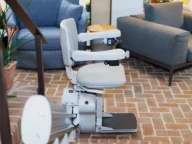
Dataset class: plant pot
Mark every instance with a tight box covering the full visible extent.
[4,61,17,89]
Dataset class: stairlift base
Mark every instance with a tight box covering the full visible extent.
[62,88,137,134]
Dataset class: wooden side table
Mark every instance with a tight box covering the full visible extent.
[87,24,117,32]
[87,24,117,51]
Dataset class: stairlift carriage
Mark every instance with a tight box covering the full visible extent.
[21,18,137,143]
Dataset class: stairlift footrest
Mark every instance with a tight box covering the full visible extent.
[98,113,137,133]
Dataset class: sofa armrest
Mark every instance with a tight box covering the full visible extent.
[131,14,145,20]
[183,11,192,32]
[6,8,18,27]
[117,16,190,66]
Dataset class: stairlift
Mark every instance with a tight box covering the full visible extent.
[60,18,137,133]
[21,18,137,143]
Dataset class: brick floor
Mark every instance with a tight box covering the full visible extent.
[3,58,192,144]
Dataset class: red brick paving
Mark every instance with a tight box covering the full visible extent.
[2,58,192,143]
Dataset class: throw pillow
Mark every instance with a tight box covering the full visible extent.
[57,1,83,27]
[144,2,183,28]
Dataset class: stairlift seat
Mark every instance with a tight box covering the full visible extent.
[77,63,126,88]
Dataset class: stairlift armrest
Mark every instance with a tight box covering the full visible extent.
[78,29,121,42]
[71,49,125,61]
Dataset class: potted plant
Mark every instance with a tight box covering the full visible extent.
[0,4,31,89]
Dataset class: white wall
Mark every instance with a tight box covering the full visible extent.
[91,0,143,25]
[111,0,143,25]
[187,0,192,8]
[91,0,111,25]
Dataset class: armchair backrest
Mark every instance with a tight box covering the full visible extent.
[18,0,62,28]
[60,18,78,66]
[67,0,79,5]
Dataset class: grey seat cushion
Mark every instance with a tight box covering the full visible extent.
[187,34,192,61]
[17,27,61,50]
[144,2,183,28]
[77,63,126,89]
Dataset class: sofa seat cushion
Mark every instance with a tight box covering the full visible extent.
[17,27,61,50]
[77,63,126,89]
[144,2,183,28]
[187,34,192,61]
[17,50,65,69]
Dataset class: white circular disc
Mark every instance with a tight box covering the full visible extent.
[21,95,52,144]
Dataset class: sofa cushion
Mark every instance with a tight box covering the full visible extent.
[19,0,62,28]
[17,27,61,50]
[17,50,65,69]
[144,2,183,28]
[57,1,83,27]
[187,35,192,61]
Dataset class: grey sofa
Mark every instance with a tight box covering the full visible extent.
[117,2,192,86]
[7,0,87,69]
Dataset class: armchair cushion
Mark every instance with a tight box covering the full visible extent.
[183,11,192,32]
[57,1,83,27]
[78,8,87,33]
[19,0,62,28]
[144,2,183,28]
[17,27,60,50]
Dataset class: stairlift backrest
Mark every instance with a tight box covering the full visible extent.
[60,18,79,66]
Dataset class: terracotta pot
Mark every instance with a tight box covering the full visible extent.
[4,61,17,89]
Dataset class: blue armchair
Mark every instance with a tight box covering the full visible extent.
[6,0,87,69]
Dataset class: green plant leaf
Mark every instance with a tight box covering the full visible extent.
[7,95,17,98]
